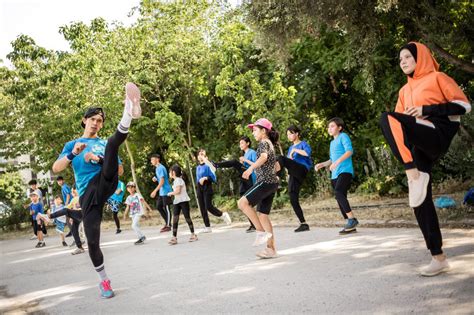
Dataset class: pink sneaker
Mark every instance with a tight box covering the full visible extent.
[125,82,141,119]
[99,279,114,299]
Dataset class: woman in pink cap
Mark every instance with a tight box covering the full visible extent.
[238,118,280,259]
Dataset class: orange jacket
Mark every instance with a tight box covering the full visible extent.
[395,42,471,122]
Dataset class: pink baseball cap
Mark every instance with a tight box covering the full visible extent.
[247,118,272,130]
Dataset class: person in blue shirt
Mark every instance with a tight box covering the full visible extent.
[150,154,173,232]
[56,176,73,237]
[196,148,231,233]
[52,82,141,299]
[277,125,312,232]
[29,191,46,248]
[213,136,257,232]
[315,117,358,234]
[106,180,126,234]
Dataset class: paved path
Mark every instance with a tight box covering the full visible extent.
[1,226,473,314]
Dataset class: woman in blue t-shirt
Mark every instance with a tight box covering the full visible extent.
[277,125,312,232]
[315,117,358,234]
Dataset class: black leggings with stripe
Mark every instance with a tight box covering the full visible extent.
[172,201,194,237]
[380,112,458,255]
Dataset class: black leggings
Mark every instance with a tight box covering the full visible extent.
[215,159,254,227]
[80,130,127,267]
[172,201,194,237]
[156,196,172,227]
[112,212,120,230]
[50,208,83,249]
[196,185,222,227]
[32,218,47,235]
[331,173,353,219]
[277,155,308,223]
[380,112,459,255]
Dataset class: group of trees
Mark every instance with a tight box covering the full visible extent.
[0,0,472,224]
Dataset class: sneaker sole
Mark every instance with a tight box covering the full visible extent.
[294,227,310,232]
[339,229,357,235]
[125,82,141,119]
[420,266,450,277]
[409,172,430,208]
[101,292,115,299]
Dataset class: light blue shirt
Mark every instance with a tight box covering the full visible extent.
[108,180,125,203]
[61,184,73,205]
[155,164,172,196]
[287,141,312,170]
[329,132,354,179]
[244,149,257,184]
[58,137,121,197]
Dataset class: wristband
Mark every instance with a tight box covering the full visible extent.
[66,152,77,161]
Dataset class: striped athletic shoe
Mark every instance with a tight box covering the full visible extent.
[125,82,141,119]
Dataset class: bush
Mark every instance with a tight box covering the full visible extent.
[0,172,30,230]
[356,146,406,196]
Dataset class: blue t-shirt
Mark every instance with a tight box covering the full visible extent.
[30,202,44,220]
[287,141,312,170]
[244,149,257,184]
[155,164,172,196]
[329,132,354,179]
[196,164,217,184]
[58,137,121,197]
[109,180,125,203]
[61,183,73,205]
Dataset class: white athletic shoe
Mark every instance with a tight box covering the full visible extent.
[201,227,212,233]
[420,257,450,277]
[222,212,232,225]
[36,213,50,223]
[125,82,141,119]
[252,231,272,247]
[408,171,430,208]
[256,247,278,259]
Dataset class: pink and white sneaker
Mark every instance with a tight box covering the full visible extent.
[125,82,141,119]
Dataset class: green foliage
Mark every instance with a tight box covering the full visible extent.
[356,146,406,196]
[0,172,30,230]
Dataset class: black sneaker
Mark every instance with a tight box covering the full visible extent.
[62,241,68,247]
[116,229,122,234]
[134,238,145,245]
[38,242,46,247]
[35,242,41,248]
[294,223,310,233]
[246,226,256,233]
[65,232,72,238]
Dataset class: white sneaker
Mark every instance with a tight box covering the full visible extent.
[256,247,278,259]
[201,227,212,233]
[36,213,50,223]
[252,231,272,247]
[125,82,141,119]
[71,248,85,255]
[222,212,232,225]
[420,257,450,276]
[408,171,430,207]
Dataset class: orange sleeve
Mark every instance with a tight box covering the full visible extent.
[437,73,469,103]
[394,88,405,113]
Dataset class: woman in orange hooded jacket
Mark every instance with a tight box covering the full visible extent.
[380,42,471,276]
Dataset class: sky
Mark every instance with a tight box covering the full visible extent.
[0,0,141,67]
